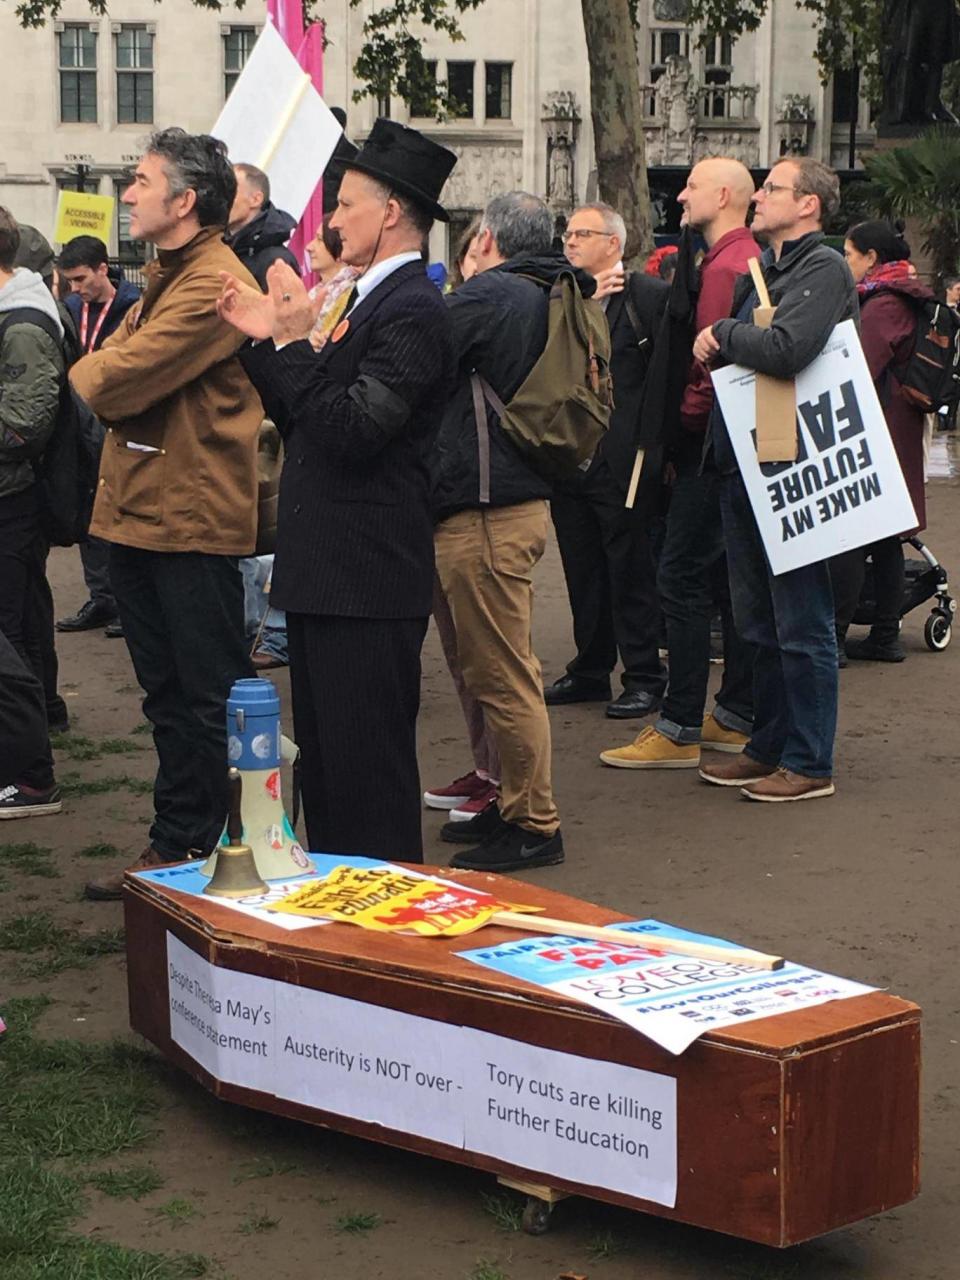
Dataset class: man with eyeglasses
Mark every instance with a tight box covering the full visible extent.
[692,157,857,802]
[545,202,668,719]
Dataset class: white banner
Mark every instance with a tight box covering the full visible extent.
[165,932,679,1207]
[711,320,917,574]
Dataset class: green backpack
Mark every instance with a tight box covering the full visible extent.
[471,269,613,494]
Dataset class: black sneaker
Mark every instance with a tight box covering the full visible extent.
[449,821,564,872]
[441,802,504,844]
[0,783,63,819]
[845,635,905,663]
[56,599,118,632]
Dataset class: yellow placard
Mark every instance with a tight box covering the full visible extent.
[54,190,115,247]
[271,864,540,938]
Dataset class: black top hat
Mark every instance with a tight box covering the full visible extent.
[342,118,457,223]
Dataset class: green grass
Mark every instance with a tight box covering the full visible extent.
[0,998,210,1280]
[51,734,144,763]
[75,842,124,861]
[152,1199,201,1225]
[479,1191,523,1232]
[334,1211,381,1234]
[0,910,125,978]
[231,1156,299,1184]
[130,723,152,736]
[88,1167,166,1201]
[468,1263,509,1280]
[0,843,59,879]
[60,773,152,799]
[588,1229,627,1260]
[236,1212,279,1235]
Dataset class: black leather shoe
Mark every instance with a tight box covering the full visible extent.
[56,599,118,632]
[105,621,125,639]
[605,689,663,718]
[543,674,612,705]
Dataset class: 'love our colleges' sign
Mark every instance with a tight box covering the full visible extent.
[711,320,917,575]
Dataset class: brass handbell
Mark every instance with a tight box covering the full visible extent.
[204,768,268,899]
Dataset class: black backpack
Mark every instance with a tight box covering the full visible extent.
[0,306,100,547]
[869,291,960,413]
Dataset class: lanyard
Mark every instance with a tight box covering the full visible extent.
[80,294,113,353]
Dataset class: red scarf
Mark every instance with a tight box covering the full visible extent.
[858,259,913,296]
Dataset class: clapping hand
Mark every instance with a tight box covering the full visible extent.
[217,271,275,340]
[217,261,326,345]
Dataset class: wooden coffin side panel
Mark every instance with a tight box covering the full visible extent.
[781,1017,922,1245]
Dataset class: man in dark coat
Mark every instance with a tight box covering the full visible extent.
[220,120,457,862]
[545,201,668,719]
[55,234,141,636]
[226,164,299,290]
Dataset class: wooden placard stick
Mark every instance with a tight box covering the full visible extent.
[624,447,645,509]
[746,256,797,464]
[490,910,784,970]
[258,70,313,172]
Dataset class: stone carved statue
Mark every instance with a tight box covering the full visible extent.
[548,137,574,207]
[542,90,581,211]
[657,56,700,163]
[880,0,960,126]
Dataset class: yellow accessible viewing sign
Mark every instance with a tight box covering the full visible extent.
[54,190,115,246]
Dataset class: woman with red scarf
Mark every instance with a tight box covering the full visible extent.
[832,221,932,663]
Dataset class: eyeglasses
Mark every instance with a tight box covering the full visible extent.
[562,228,613,242]
[758,182,805,197]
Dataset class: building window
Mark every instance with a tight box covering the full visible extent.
[223,26,256,99]
[703,33,734,119]
[58,25,98,124]
[447,61,475,119]
[649,28,691,82]
[408,58,438,118]
[485,62,512,120]
[116,26,154,124]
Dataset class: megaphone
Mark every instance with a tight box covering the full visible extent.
[200,677,311,882]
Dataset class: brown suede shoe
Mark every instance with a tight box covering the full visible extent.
[84,845,169,902]
[741,768,835,802]
[698,754,778,787]
[251,650,286,670]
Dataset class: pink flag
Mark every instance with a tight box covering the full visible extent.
[267,0,303,51]
[289,21,327,288]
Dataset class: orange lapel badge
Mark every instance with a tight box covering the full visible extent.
[331,317,350,344]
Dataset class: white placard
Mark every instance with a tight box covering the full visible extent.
[275,985,464,1147]
[711,320,917,574]
[211,21,342,224]
[167,932,277,1094]
[462,1029,677,1207]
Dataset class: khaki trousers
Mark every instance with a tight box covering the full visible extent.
[434,501,559,835]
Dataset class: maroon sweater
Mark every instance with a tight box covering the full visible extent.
[680,226,760,432]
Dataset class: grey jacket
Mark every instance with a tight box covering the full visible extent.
[708,232,857,474]
[0,269,64,501]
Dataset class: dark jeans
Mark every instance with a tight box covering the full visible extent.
[0,630,54,790]
[831,537,905,639]
[110,545,251,860]
[80,534,116,610]
[656,446,754,742]
[550,460,666,694]
[286,612,428,862]
[720,473,838,778]
[0,487,67,731]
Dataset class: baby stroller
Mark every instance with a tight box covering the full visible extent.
[852,535,955,651]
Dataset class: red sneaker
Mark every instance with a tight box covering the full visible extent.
[449,783,499,823]
[423,770,491,811]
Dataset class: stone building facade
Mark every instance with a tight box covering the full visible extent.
[0,0,874,264]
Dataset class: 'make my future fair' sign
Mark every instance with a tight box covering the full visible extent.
[711,320,917,575]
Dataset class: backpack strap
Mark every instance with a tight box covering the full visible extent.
[0,306,64,351]
[469,373,509,506]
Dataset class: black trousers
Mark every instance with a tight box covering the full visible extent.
[110,545,251,860]
[286,612,428,863]
[550,460,666,694]
[80,535,116,610]
[0,631,54,790]
[831,538,906,639]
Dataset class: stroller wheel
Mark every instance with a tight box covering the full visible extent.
[924,611,952,652]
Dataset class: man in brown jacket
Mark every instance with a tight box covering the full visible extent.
[71,128,263,899]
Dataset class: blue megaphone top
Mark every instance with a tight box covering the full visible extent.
[226,677,281,770]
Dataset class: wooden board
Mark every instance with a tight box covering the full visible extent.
[125,864,920,1247]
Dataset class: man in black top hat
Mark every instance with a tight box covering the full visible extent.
[219,119,457,863]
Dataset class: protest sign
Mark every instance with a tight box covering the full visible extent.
[711,320,917,574]
[210,20,342,225]
[458,919,875,1056]
[54,190,115,246]
[271,862,539,936]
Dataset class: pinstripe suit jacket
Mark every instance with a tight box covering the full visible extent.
[240,261,456,618]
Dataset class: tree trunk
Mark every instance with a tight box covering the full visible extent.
[580,0,653,266]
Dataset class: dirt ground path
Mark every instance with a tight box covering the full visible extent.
[3,442,959,1280]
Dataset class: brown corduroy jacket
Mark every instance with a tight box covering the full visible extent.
[70,226,263,555]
